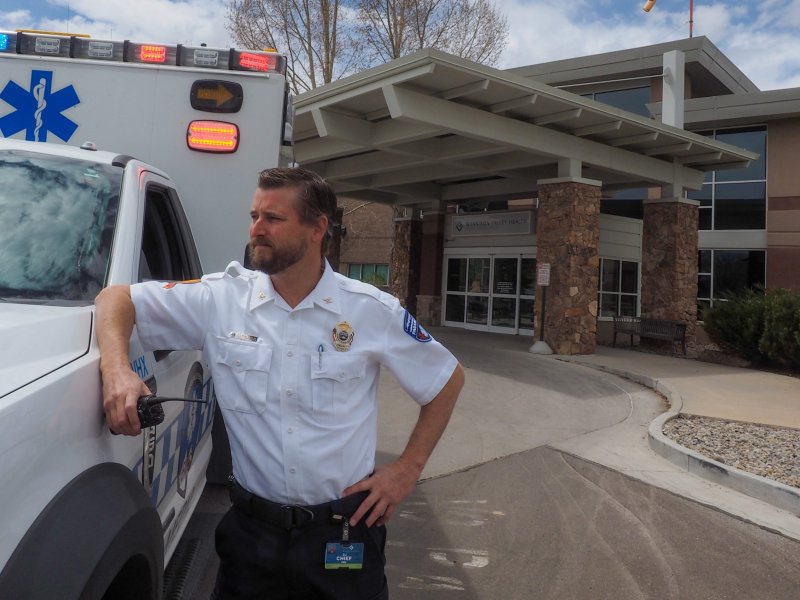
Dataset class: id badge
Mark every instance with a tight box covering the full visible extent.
[324,542,364,570]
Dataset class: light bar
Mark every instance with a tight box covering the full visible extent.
[71,38,125,61]
[178,45,231,70]
[124,41,177,65]
[230,50,286,75]
[18,32,71,58]
[0,31,17,53]
[187,120,239,153]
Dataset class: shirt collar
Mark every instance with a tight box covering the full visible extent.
[305,260,342,315]
[248,260,342,314]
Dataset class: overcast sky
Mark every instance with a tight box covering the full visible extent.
[3,0,800,90]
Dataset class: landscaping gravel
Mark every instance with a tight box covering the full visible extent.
[663,415,800,489]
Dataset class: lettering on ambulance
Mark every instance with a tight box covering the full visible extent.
[130,355,150,379]
[0,70,80,142]
[131,375,216,507]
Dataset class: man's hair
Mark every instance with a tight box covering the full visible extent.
[257,168,337,254]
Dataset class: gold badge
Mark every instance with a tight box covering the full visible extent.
[332,321,354,352]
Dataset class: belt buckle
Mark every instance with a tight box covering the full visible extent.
[281,504,315,529]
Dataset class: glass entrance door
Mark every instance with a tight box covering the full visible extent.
[443,254,536,334]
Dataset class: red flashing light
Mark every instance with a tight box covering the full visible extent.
[140,44,167,63]
[238,52,273,72]
[187,120,239,153]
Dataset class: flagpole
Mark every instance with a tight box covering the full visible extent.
[689,0,694,38]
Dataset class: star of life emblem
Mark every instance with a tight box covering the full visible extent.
[0,69,80,142]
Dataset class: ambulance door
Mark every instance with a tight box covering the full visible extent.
[134,173,213,556]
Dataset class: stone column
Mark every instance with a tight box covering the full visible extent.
[390,207,423,315]
[641,198,699,347]
[416,207,446,326]
[534,178,601,355]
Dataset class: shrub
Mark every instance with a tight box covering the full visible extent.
[701,287,767,362]
[759,288,800,369]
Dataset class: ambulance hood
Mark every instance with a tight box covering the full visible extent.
[0,304,93,398]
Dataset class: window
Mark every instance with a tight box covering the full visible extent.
[583,86,651,117]
[0,150,121,304]
[598,258,639,317]
[688,126,767,231]
[601,187,646,219]
[347,263,388,286]
[697,249,765,312]
[139,186,201,283]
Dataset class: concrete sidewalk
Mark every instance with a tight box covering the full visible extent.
[558,345,800,428]
[557,345,800,517]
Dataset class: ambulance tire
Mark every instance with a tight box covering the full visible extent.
[0,463,163,600]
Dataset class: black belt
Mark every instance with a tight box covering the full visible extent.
[230,482,368,530]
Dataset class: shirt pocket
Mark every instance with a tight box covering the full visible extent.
[213,337,272,414]
[310,353,366,422]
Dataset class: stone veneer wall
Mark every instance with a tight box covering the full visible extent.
[390,216,423,314]
[535,182,601,355]
[415,295,442,327]
[640,200,699,346]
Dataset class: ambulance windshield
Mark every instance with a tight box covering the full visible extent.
[0,150,122,304]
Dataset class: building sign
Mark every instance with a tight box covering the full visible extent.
[451,211,531,237]
[496,281,514,294]
[537,263,551,287]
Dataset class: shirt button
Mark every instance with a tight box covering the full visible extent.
[288,427,294,434]
[235,360,241,366]
[290,467,296,474]
[287,350,293,357]
[286,389,293,396]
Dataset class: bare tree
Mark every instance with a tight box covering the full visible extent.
[357,0,508,65]
[227,0,507,94]
[227,0,364,94]
[438,0,508,65]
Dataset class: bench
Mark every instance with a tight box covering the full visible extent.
[612,315,687,355]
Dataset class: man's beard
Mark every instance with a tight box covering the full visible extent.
[249,236,307,274]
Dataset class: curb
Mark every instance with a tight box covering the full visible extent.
[648,412,800,516]
[555,356,800,516]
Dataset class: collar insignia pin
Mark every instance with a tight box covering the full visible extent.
[258,291,266,300]
[323,297,333,304]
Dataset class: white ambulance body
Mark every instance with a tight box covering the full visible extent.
[0,31,291,599]
[0,30,293,273]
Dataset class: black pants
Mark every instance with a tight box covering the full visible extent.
[212,493,388,599]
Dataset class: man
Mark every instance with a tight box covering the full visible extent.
[96,167,464,599]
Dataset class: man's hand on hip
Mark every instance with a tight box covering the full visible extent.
[343,459,421,527]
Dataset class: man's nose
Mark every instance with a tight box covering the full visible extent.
[251,217,267,236]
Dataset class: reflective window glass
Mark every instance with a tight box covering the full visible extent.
[520,258,536,295]
[713,182,766,230]
[594,87,651,117]
[447,258,467,292]
[715,127,766,182]
[445,294,465,322]
[493,258,518,295]
[601,260,620,292]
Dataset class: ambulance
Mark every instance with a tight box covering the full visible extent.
[0,30,292,599]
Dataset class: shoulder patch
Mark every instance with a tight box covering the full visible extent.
[403,310,432,342]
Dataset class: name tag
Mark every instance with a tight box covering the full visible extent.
[324,542,364,570]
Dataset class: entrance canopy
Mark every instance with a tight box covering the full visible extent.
[293,49,757,210]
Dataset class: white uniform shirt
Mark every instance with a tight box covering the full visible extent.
[131,261,458,505]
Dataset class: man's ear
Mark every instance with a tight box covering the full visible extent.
[312,215,329,244]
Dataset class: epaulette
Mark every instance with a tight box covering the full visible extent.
[224,261,259,279]
[338,276,398,310]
